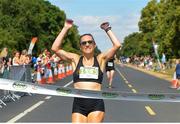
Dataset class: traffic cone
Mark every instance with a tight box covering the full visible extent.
[47,69,54,84]
[37,67,42,84]
[62,64,66,78]
[41,74,46,84]
[58,64,63,80]
[66,64,70,76]
[69,64,73,75]
[54,67,58,81]
[170,72,178,88]
[40,68,46,84]
[171,79,178,88]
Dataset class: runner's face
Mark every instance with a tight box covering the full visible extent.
[80,35,96,54]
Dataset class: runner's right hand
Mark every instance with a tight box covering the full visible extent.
[64,19,73,29]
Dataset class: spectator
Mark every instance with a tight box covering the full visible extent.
[12,51,20,65]
[19,49,27,64]
[161,53,166,70]
[175,59,180,90]
[0,47,8,59]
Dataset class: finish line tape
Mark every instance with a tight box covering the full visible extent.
[0,78,180,102]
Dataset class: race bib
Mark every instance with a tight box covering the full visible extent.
[79,66,98,79]
[108,62,113,67]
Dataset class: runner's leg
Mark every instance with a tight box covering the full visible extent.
[72,113,87,123]
[87,111,105,123]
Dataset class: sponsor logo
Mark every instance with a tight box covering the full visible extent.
[170,95,176,99]
[56,88,72,95]
[148,94,165,100]
[102,92,119,98]
[169,95,180,99]
[12,81,27,90]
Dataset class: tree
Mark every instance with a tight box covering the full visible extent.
[154,0,180,58]
[120,0,180,59]
[0,0,83,56]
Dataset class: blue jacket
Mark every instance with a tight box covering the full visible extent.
[176,64,180,75]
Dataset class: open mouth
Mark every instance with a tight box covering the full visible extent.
[84,46,92,50]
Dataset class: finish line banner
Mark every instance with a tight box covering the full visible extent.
[0,78,180,102]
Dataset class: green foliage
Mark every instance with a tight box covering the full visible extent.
[119,0,180,59]
[139,0,158,33]
[0,0,81,56]
[120,32,151,57]
[154,0,180,58]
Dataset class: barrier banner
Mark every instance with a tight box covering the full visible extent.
[9,65,31,82]
[28,37,38,55]
[0,78,180,102]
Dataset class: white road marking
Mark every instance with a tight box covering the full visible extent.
[7,101,44,123]
[63,80,73,87]
[6,79,73,123]
[45,96,52,99]
[116,68,126,80]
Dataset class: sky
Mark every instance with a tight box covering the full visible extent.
[48,0,149,51]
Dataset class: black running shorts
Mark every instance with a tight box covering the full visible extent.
[72,97,105,116]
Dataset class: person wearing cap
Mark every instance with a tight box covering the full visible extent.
[52,19,121,123]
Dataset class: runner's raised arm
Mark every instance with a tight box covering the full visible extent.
[100,22,121,61]
[51,19,79,62]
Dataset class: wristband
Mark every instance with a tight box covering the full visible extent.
[105,27,111,32]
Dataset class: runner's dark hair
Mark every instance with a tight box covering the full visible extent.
[80,33,95,44]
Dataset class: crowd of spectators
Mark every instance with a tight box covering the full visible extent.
[0,47,62,82]
[0,48,31,77]
[119,55,175,72]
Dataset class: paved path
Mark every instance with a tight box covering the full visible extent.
[0,64,180,122]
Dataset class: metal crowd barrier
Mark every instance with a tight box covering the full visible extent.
[0,89,6,108]
[9,64,31,82]
[0,71,8,108]
[0,64,32,108]
[9,64,32,97]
